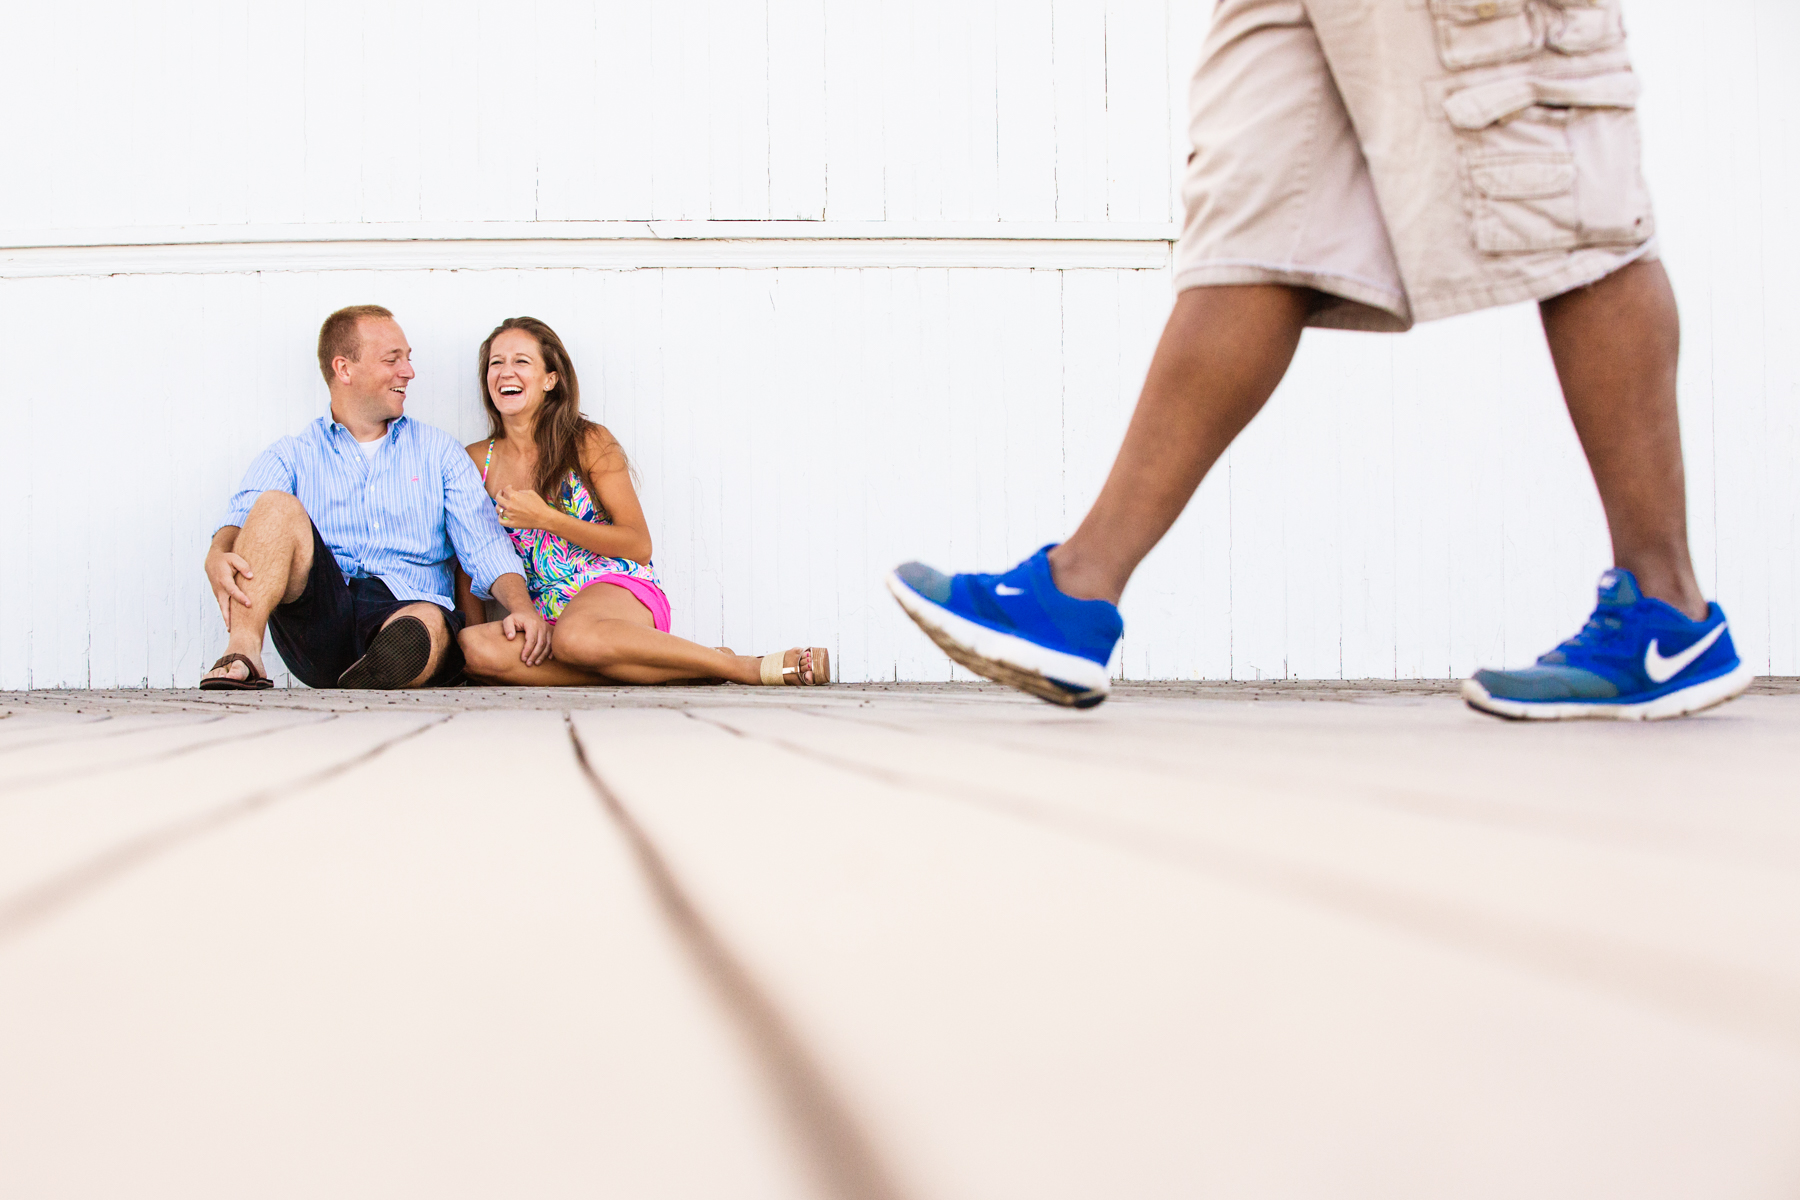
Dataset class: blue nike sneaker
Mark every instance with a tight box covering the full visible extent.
[1463,568,1755,721]
[887,545,1123,708]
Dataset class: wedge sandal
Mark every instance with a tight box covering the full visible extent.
[758,647,831,686]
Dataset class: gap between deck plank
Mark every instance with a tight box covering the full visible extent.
[566,714,913,1200]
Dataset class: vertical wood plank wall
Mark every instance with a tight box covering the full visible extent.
[0,0,1794,687]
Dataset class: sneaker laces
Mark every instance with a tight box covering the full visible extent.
[1553,609,1632,659]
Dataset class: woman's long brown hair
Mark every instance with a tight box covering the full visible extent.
[477,316,609,510]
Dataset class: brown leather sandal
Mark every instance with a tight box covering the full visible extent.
[199,652,274,691]
[758,647,831,686]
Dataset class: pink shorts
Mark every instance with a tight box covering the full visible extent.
[564,573,671,633]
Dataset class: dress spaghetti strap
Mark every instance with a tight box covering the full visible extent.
[481,439,495,484]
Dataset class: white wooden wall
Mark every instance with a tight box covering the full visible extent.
[1,0,1795,687]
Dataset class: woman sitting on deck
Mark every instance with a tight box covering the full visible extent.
[455,317,828,687]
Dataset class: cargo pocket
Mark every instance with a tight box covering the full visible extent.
[1541,0,1625,55]
[1428,0,1543,71]
[1444,70,1654,254]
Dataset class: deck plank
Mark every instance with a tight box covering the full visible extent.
[2,687,1796,1199]
[573,704,1800,1200]
[0,711,316,789]
[0,713,434,925]
[0,712,135,748]
[699,701,1800,1036]
[800,692,1800,867]
[0,710,816,1200]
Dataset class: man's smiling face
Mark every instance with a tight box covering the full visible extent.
[339,317,414,424]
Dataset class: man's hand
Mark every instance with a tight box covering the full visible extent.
[501,606,552,666]
[487,573,549,665]
[205,547,254,630]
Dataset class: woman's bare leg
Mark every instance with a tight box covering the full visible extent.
[459,584,785,685]
[552,585,784,683]
[459,621,615,685]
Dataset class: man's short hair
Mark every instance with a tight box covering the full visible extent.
[317,304,395,383]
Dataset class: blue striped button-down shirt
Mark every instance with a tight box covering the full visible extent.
[220,415,523,609]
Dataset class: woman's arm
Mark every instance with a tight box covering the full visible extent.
[495,429,653,565]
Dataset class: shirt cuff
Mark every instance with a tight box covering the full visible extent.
[469,553,523,602]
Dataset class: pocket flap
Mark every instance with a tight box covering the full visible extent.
[1470,153,1577,199]
[1430,0,1527,19]
[1444,70,1640,130]
[1547,6,1623,53]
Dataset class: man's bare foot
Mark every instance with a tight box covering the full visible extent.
[202,652,265,684]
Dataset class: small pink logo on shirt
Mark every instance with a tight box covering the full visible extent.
[411,477,419,482]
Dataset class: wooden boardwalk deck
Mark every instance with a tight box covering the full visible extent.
[3,682,1797,1199]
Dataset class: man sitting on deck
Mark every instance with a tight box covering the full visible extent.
[200,305,549,690]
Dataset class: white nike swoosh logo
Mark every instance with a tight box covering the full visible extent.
[995,584,1024,596]
[1644,622,1727,683]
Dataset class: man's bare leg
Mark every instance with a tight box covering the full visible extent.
[1046,285,1314,605]
[1540,259,1707,621]
[202,491,313,683]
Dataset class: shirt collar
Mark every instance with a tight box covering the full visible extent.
[322,414,407,440]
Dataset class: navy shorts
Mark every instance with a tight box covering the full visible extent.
[268,523,466,688]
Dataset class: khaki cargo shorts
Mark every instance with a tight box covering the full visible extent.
[1174,0,1657,331]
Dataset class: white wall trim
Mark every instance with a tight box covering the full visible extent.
[2,220,1183,248]
[0,221,1180,278]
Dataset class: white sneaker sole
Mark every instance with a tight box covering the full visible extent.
[886,571,1110,708]
[1461,661,1756,721]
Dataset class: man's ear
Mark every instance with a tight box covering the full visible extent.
[333,355,354,385]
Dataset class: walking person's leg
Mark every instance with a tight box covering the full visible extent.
[1044,286,1312,606]
[885,287,1313,708]
[1461,258,1753,719]
[1540,259,1703,620]
[1046,262,1710,627]
[889,0,1389,708]
[891,0,1752,718]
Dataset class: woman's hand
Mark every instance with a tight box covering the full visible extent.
[494,486,561,531]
